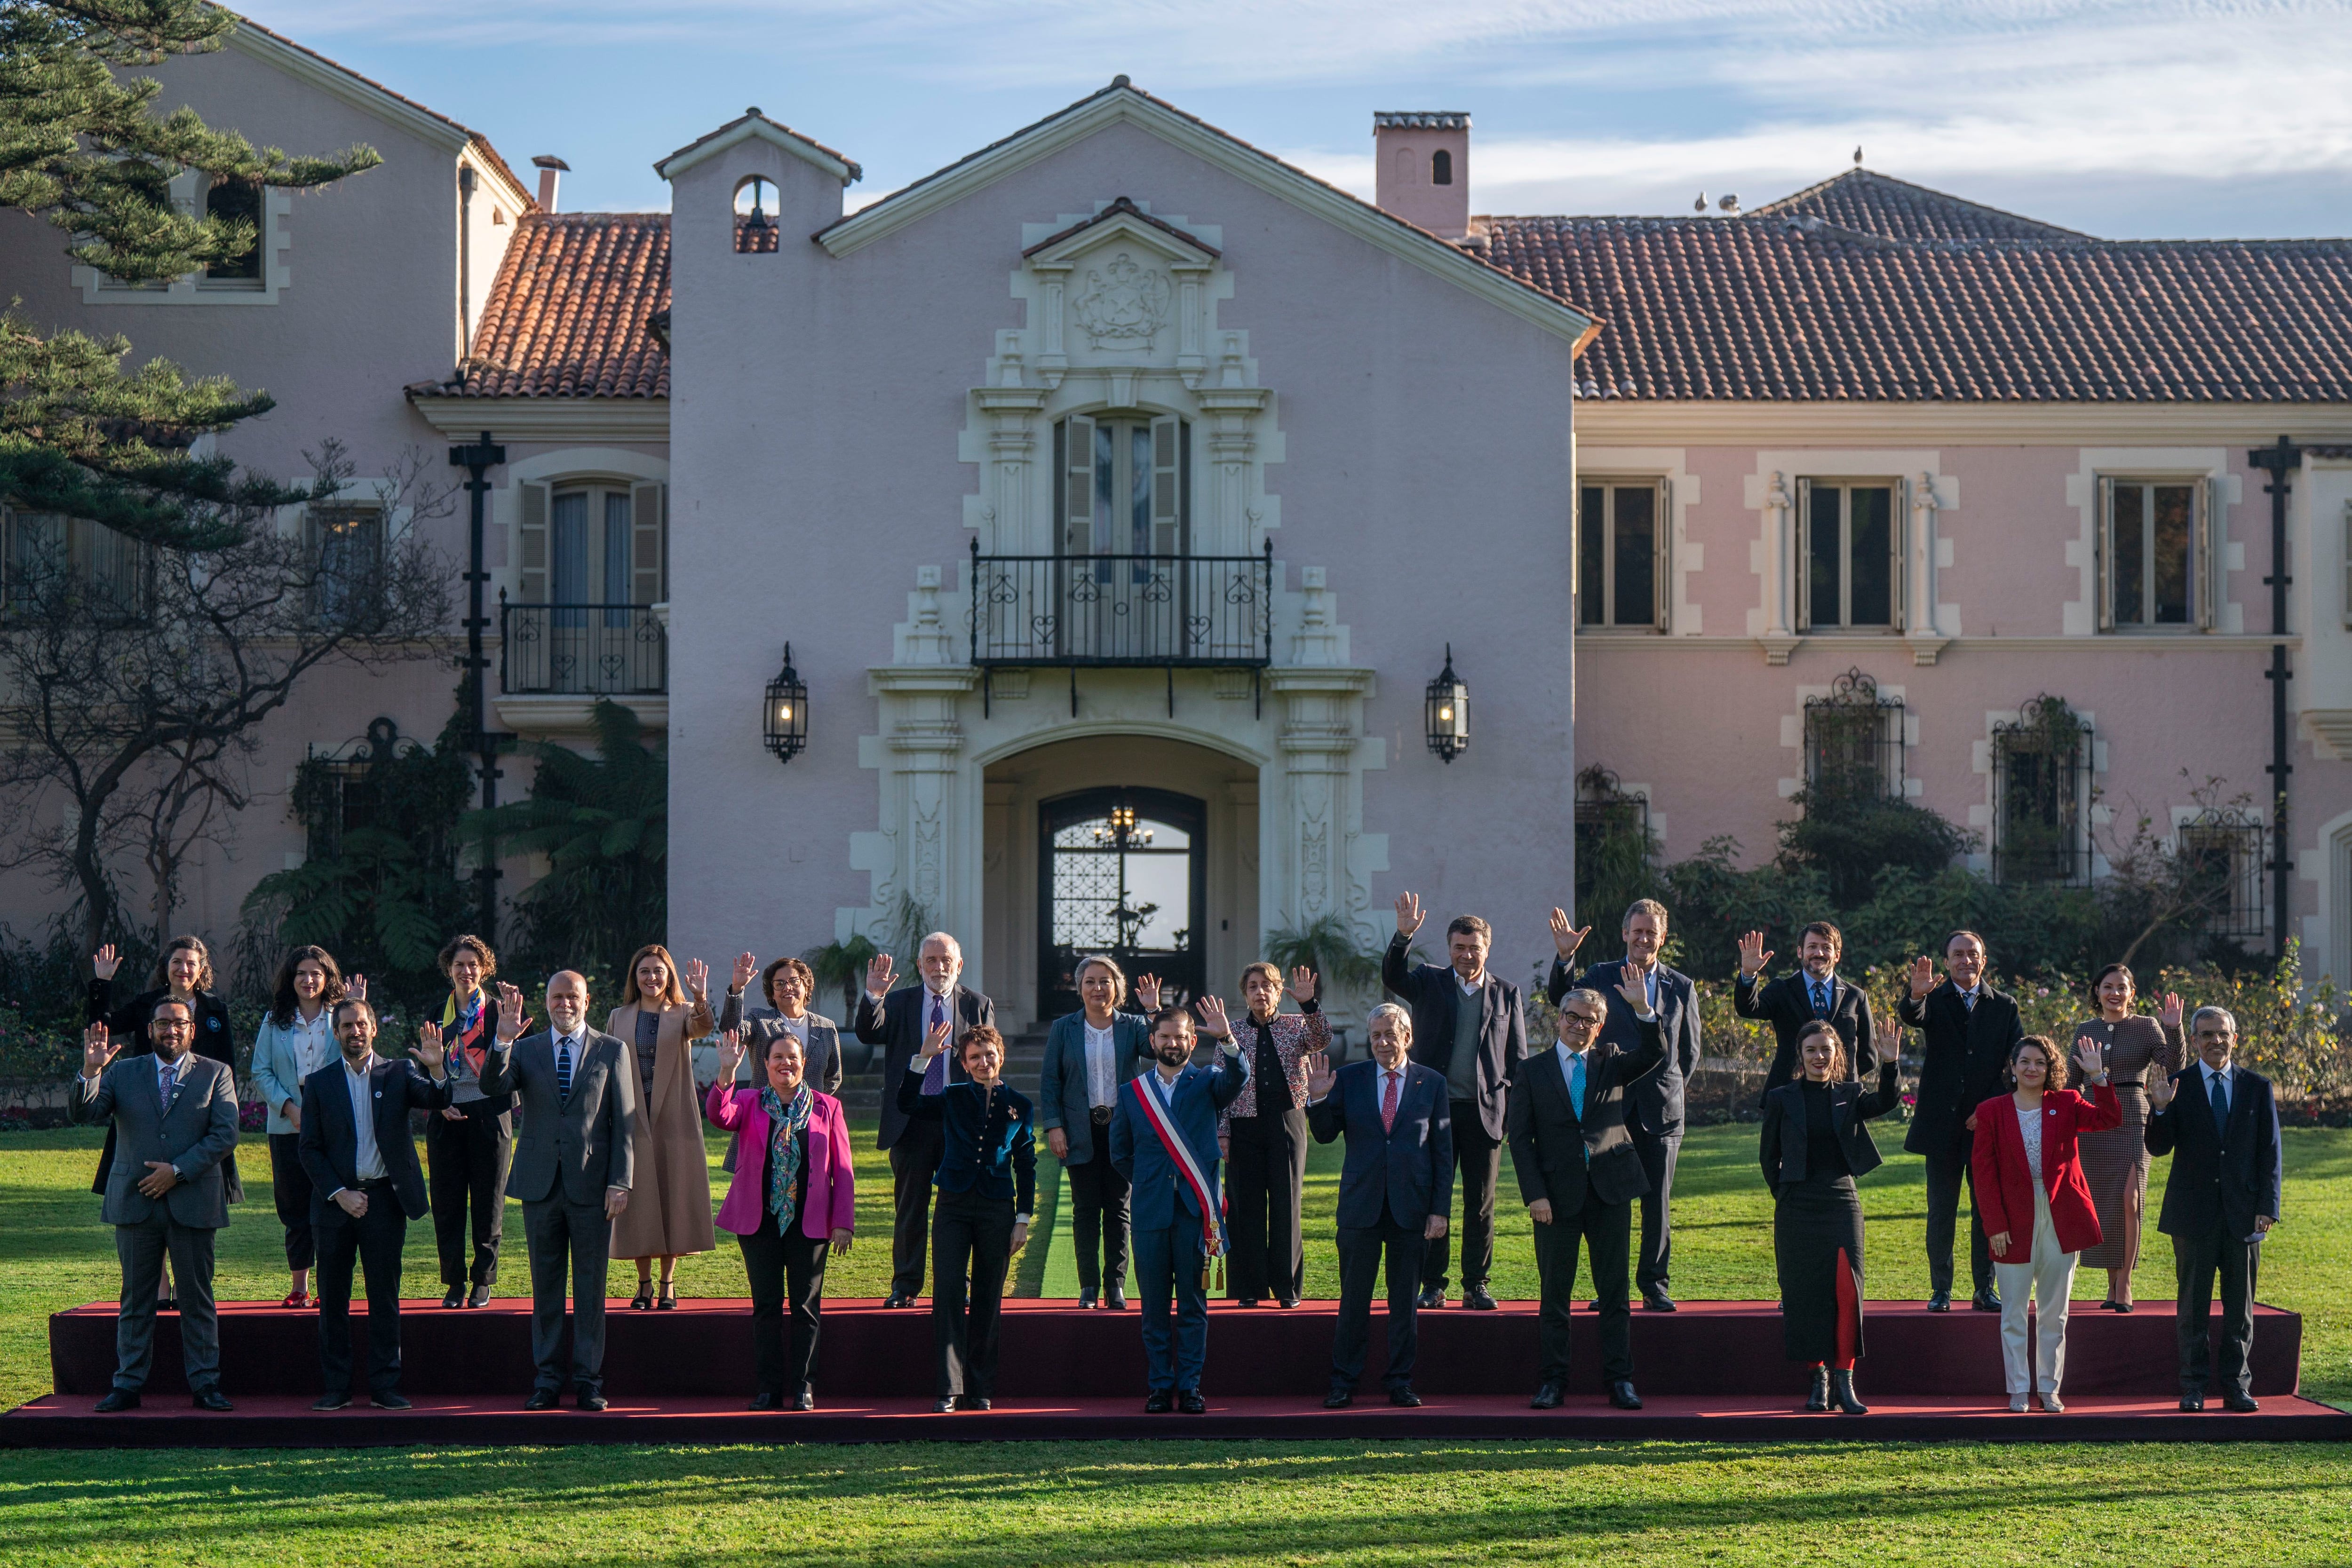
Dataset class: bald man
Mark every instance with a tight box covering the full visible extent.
[481,972,637,1410]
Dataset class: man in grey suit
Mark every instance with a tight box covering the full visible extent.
[68,999,242,1412]
[481,972,636,1410]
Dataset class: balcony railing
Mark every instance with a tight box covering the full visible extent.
[500,599,667,695]
[968,542,1274,668]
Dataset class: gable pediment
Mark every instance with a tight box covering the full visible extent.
[1024,198,1219,271]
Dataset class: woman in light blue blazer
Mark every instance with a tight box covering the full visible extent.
[1038,957,1157,1308]
[246,945,352,1307]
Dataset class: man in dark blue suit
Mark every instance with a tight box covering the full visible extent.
[297,999,453,1410]
[1549,900,1703,1310]
[1305,1003,1452,1408]
[2146,1005,2282,1412]
[1109,1001,1248,1414]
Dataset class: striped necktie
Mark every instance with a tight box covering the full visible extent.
[556,1034,574,1102]
[921,994,949,1093]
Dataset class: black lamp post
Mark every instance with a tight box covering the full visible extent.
[1425,643,1469,763]
[763,642,807,764]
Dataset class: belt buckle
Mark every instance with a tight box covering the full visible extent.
[1091,1106,1113,1125]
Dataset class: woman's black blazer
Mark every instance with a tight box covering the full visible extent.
[1760,1062,1901,1194]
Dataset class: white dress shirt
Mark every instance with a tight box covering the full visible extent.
[1083,1019,1118,1109]
[336,1053,384,1194]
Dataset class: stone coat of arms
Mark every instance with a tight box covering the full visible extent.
[1072,252,1171,349]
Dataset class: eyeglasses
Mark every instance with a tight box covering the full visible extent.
[1561,1012,1602,1028]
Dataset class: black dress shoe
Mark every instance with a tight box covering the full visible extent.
[443,1289,464,1309]
[1416,1287,1446,1310]
[1176,1388,1207,1414]
[467,1284,493,1309]
[1463,1286,1499,1311]
[1607,1380,1644,1410]
[311,1392,351,1411]
[371,1392,412,1410]
[577,1392,608,1411]
[934,1397,957,1413]
[1144,1391,1174,1413]
[1529,1383,1563,1410]
[191,1387,235,1412]
[1079,1289,1098,1308]
[2112,1301,2135,1314]
[2180,1394,2206,1412]
[748,1392,782,1411]
[1806,1367,1831,1413]
[1389,1387,1423,1408]
[1641,1291,1678,1313]
[93,1390,140,1413]
[2223,1391,2261,1412]
[791,1391,815,1412]
[1927,1290,1952,1311]
[1971,1289,2002,1313]
[884,1292,915,1310]
[1105,1291,1128,1310]
[524,1389,561,1411]
[1277,1296,1301,1309]
[962,1396,992,1411]
[1237,1297,1263,1307]
[1323,1390,1354,1409]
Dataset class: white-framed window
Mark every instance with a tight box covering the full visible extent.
[306,503,383,626]
[1057,414,1186,559]
[0,505,151,621]
[2098,477,2213,631]
[1576,478,1666,631]
[1991,696,2094,886]
[80,171,288,305]
[1797,478,1902,631]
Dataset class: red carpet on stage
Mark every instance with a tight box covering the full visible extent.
[17,1297,2336,1446]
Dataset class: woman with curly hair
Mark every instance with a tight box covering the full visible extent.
[607,943,717,1308]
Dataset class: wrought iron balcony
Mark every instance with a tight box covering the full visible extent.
[499,598,667,695]
[968,541,1274,668]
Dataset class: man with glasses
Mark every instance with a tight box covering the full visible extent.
[69,999,243,1412]
[1507,973,1668,1411]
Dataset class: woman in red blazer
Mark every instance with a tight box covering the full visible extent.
[707,1029,856,1411]
[1970,1035,2119,1413]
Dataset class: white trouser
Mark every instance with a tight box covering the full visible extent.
[1994,1185,2077,1394]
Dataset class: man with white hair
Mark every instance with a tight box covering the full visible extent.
[856,933,996,1308]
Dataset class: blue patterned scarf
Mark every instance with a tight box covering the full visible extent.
[761,1083,813,1235]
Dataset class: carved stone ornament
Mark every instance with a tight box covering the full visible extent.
[1073,252,1171,349]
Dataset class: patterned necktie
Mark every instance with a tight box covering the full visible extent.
[1962,990,1977,1014]
[158,1062,178,1114]
[2210,1072,2230,1139]
[1570,1051,1587,1119]
[921,995,949,1093]
[1812,981,1829,1018]
[556,1034,574,1102]
[1380,1070,1400,1133]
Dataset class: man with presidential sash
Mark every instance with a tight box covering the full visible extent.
[1110,999,1248,1413]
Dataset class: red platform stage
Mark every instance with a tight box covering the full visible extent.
[11,1297,2341,1447]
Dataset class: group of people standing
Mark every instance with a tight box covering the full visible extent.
[66,900,2284,1419]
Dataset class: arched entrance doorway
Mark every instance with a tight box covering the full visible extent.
[1038,787,1206,1019]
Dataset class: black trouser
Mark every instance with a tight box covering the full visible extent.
[1332,1208,1422,1394]
[267,1132,316,1273]
[739,1220,830,1398]
[2175,1221,2259,1398]
[316,1179,406,1399]
[1535,1189,1634,1387]
[1224,1109,1306,1301]
[1423,1102,1501,1293]
[1921,1126,1993,1298]
[889,1120,945,1299]
[930,1188,1014,1400]
[1065,1134,1130,1294]
[1630,1125,1682,1296]
[426,1101,510,1290]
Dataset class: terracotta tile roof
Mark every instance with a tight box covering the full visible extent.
[1748,168,2086,242]
[413,213,670,399]
[1477,210,2352,402]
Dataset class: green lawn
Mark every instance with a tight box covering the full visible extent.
[2,1123,2345,1564]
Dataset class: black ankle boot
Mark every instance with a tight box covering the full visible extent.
[1831,1369,1868,1415]
[1806,1366,1831,1412]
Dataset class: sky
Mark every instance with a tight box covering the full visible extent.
[237,0,2352,238]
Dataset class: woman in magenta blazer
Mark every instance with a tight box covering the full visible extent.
[1970,1034,2120,1413]
[708,1028,855,1410]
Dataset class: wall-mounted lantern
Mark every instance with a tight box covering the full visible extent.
[1425,643,1469,763]
[763,642,807,764]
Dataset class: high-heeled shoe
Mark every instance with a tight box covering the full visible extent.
[630,1280,656,1310]
[657,1282,679,1311]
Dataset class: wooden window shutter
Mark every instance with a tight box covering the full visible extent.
[1149,415,1181,557]
[2197,475,2219,632]
[1892,476,1911,633]
[1654,479,1673,633]
[1793,477,1813,633]
[2095,477,2115,632]
[518,481,549,603]
[631,482,666,604]
[1062,415,1095,557]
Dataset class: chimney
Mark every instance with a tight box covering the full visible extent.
[532,154,570,213]
[1372,112,1470,239]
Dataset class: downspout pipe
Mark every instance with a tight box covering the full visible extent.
[2249,435,2302,963]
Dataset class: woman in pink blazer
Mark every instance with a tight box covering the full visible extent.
[1970,1034,2120,1413]
[707,1028,855,1410]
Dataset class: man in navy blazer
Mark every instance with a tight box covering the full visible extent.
[296,999,453,1410]
[1305,1003,1453,1408]
[2146,1006,2282,1412]
[1550,900,1704,1310]
[1109,1001,1248,1413]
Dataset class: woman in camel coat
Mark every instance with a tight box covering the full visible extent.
[607,943,718,1307]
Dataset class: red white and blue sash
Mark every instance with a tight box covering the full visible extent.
[1131,1072,1223,1258]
